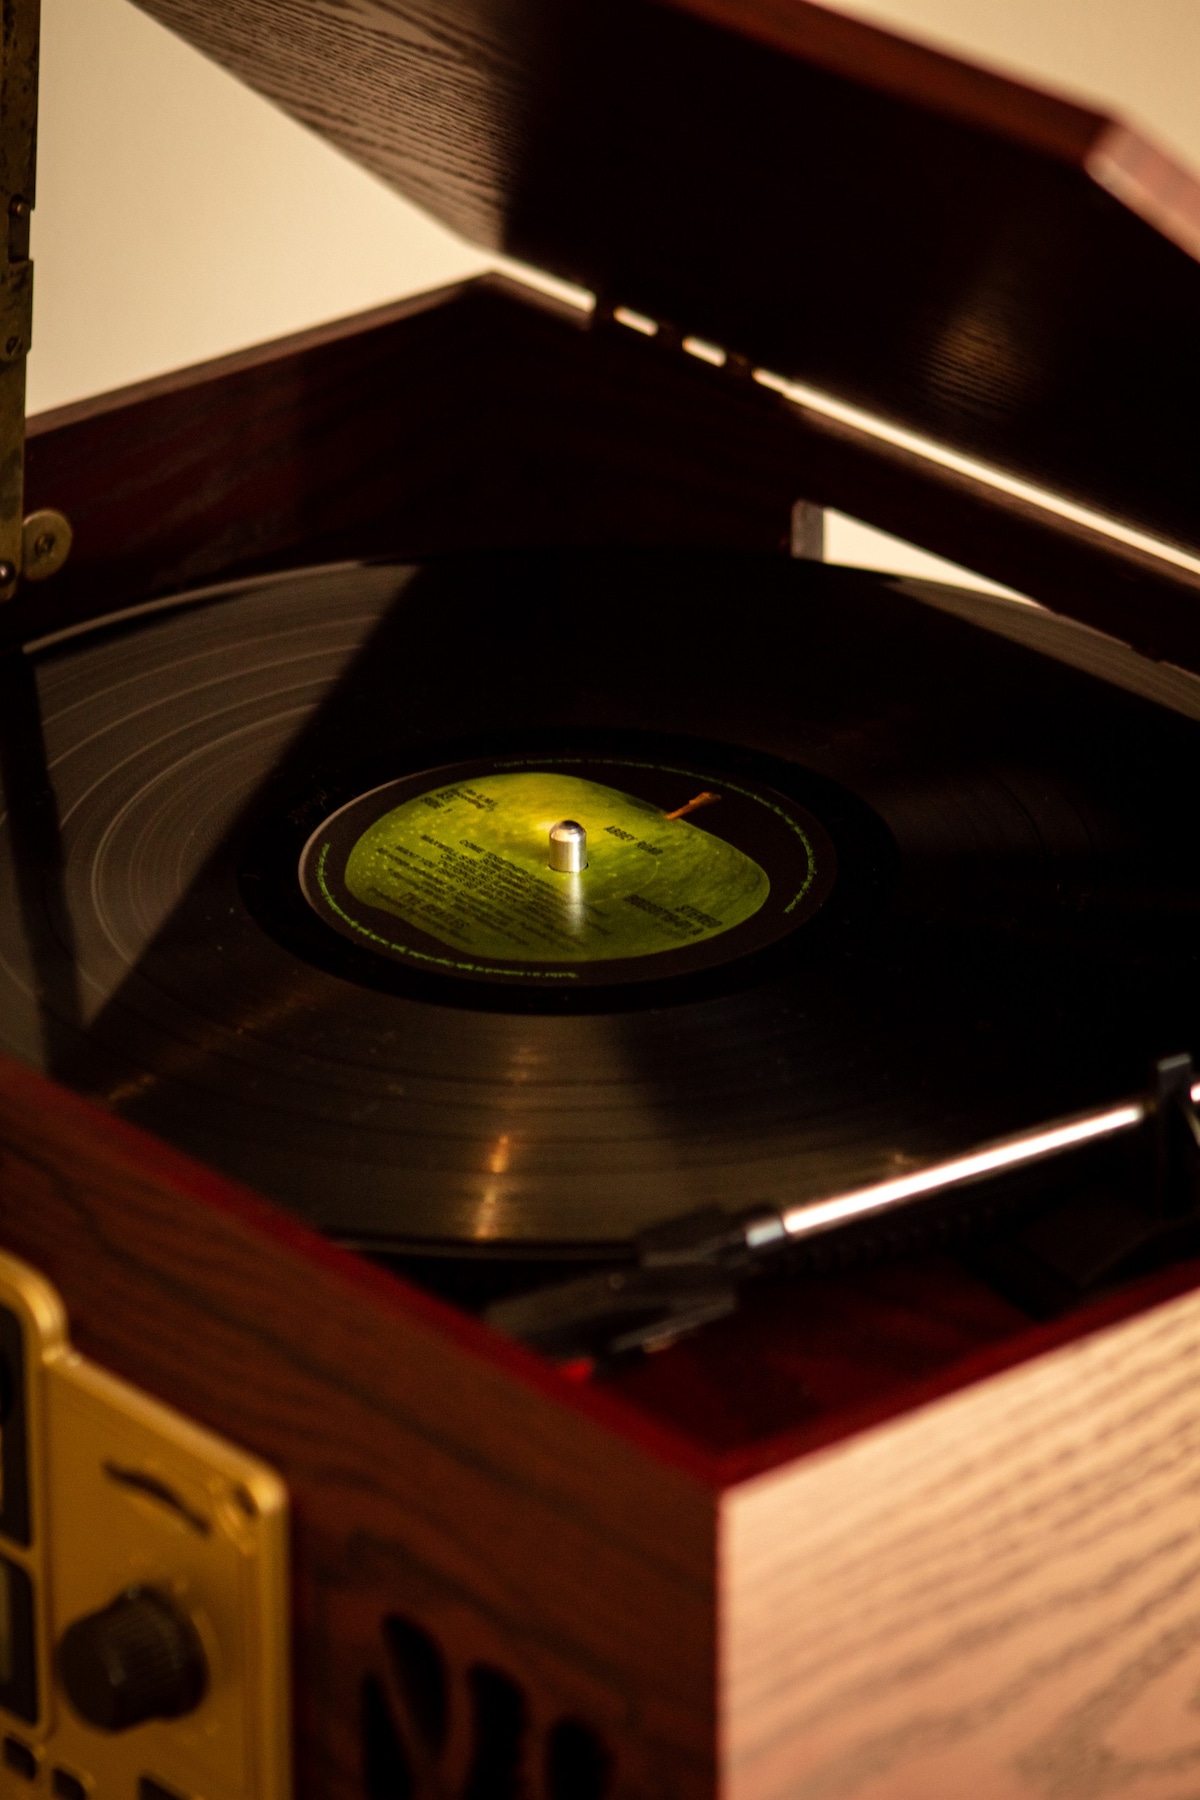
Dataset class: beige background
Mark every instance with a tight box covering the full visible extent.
[32,0,1200,585]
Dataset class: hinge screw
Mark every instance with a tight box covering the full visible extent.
[21,509,72,582]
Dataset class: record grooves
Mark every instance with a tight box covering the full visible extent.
[2,549,1199,1257]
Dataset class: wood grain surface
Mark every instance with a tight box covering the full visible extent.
[725,1282,1200,1800]
[129,0,1200,551]
[16,276,1200,674]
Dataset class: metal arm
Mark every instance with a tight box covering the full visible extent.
[488,1058,1200,1365]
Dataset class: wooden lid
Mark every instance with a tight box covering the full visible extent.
[141,0,1200,551]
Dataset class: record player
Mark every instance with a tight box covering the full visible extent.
[4,2,1200,1797]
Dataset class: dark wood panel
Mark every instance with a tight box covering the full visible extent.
[664,0,1106,160]
[18,282,498,644]
[134,0,1116,235]
[130,0,1200,550]
[17,276,1200,673]
[15,277,798,648]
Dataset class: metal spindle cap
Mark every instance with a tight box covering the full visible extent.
[548,819,587,873]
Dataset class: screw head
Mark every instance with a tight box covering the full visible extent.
[21,509,72,582]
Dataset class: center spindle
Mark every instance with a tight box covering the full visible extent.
[548,819,587,873]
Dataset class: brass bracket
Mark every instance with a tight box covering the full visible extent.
[0,1249,291,1800]
[0,0,70,601]
[0,0,38,601]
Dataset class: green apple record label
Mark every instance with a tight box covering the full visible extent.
[299,754,836,986]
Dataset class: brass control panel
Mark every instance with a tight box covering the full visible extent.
[0,1252,289,1800]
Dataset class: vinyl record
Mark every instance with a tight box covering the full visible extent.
[2,549,1200,1253]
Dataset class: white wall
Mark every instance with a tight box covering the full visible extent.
[32,0,492,415]
[32,0,1200,591]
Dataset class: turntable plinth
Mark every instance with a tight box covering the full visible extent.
[4,1023,1200,1800]
[6,0,1200,1795]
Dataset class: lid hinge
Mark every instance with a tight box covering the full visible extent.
[594,296,824,563]
[0,0,70,602]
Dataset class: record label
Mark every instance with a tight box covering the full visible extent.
[298,754,835,987]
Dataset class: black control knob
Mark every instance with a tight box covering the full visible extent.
[58,1586,208,1732]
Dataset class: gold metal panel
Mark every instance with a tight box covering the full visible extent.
[0,1250,290,1800]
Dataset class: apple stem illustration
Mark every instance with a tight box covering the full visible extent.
[664,791,721,822]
